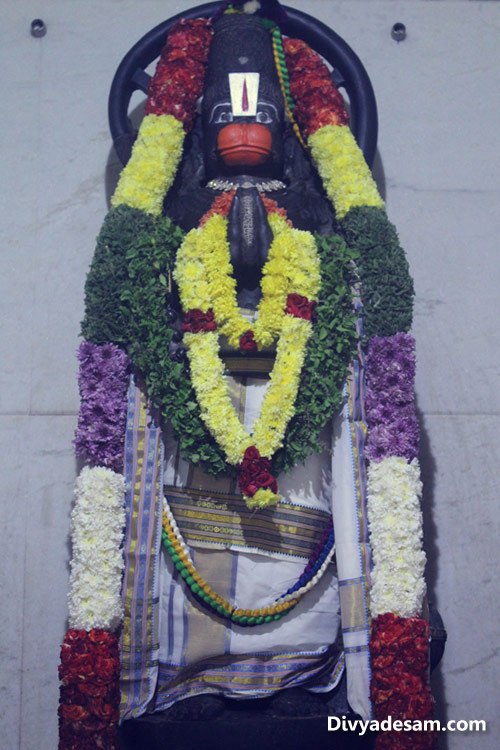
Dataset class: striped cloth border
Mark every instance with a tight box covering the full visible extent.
[151,649,345,710]
[120,377,164,720]
[165,487,332,558]
[330,283,372,720]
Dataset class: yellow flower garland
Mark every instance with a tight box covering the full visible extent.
[308,124,384,219]
[174,212,320,348]
[184,314,311,465]
[110,114,185,216]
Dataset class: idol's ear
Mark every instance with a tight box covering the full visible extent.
[108,3,378,167]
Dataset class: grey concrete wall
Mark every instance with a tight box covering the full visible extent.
[1,1,498,747]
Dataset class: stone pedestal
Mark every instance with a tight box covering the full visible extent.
[119,682,376,750]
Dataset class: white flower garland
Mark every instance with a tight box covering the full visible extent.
[367,456,426,619]
[68,465,126,631]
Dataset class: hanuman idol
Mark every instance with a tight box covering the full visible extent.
[59,5,439,750]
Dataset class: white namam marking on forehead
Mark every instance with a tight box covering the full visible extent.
[229,72,259,117]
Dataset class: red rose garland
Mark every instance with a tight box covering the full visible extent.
[283,38,349,137]
[58,629,121,750]
[181,308,217,333]
[286,293,316,320]
[370,614,436,749]
[145,18,213,130]
[237,446,278,498]
[239,330,258,352]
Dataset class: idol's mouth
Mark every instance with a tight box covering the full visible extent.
[217,123,272,167]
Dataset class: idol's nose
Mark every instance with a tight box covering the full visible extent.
[217,123,272,167]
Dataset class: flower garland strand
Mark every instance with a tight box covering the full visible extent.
[73,342,130,473]
[58,629,121,750]
[364,334,420,463]
[162,497,335,625]
[110,114,185,217]
[111,18,212,217]
[68,466,126,631]
[174,201,320,507]
[174,211,320,348]
[370,614,436,750]
[367,457,426,619]
[59,466,126,750]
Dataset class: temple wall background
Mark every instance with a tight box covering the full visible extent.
[1,1,499,747]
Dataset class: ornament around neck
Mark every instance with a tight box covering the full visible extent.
[206,175,286,192]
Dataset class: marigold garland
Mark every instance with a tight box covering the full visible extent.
[309,125,385,219]
[110,114,185,216]
[184,314,311,507]
[173,197,325,506]
[174,210,320,349]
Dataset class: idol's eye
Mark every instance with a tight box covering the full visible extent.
[256,110,273,124]
[214,109,234,124]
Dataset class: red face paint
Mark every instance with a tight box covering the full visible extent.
[217,123,272,167]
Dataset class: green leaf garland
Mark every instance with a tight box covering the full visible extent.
[341,205,414,339]
[272,233,359,474]
[82,204,360,479]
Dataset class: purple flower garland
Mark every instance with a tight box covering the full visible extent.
[74,341,130,472]
[364,332,420,462]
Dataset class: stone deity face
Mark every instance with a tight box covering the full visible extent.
[202,79,285,180]
[201,16,286,181]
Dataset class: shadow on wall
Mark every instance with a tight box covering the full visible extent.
[417,400,447,750]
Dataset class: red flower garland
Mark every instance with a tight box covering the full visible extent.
[260,195,291,223]
[370,613,436,749]
[200,190,236,225]
[283,37,349,137]
[58,629,121,750]
[181,308,217,333]
[239,329,258,352]
[286,293,316,320]
[144,18,213,130]
[238,446,278,497]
